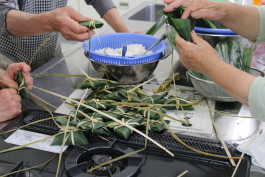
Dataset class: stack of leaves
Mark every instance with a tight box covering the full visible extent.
[91,106,131,121]
[70,116,109,135]
[74,79,118,89]
[189,40,253,80]
[79,19,104,29]
[140,119,170,132]
[51,117,88,145]
[163,96,195,110]
[137,105,166,120]
[15,70,29,99]
[138,91,168,104]
[106,118,143,140]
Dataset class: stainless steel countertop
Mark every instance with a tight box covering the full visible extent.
[12,1,265,176]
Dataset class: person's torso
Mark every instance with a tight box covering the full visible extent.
[0,0,67,70]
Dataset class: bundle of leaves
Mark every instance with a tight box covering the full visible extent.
[78,19,104,29]
[51,117,88,146]
[140,119,170,132]
[137,105,166,120]
[74,80,118,89]
[91,106,131,121]
[106,118,143,140]
[16,70,28,99]
[163,96,195,110]
[138,91,168,104]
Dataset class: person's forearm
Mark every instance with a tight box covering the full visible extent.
[102,8,129,33]
[206,58,256,106]
[219,3,259,41]
[6,10,53,37]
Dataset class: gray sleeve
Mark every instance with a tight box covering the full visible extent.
[85,0,116,17]
[0,1,19,35]
[0,8,16,35]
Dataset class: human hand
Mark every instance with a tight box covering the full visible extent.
[163,0,226,21]
[0,89,22,122]
[134,31,144,34]
[0,62,33,91]
[175,30,222,75]
[49,6,95,41]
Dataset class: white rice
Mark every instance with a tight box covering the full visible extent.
[95,44,152,56]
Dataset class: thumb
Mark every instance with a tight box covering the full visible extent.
[190,30,202,45]
[68,7,89,22]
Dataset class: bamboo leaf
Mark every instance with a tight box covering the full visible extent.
[167,29,179,53]
[242,47,253,73]
[16,70,29,99]
[79,19,104,29]
[146,16,168,36]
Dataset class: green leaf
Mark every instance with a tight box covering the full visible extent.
[91,126,110,135]
[141,92,168,104]
[137,105,166,120]
[161,38,173,60]
[51,130,88,145]
[167,29,179,53]
[146,16,168,36]
[79,19,104,29]
[140,119,170,132]
[15,70,28,99]
[73,80,108,89]
[164,96,195,110]
[106,118,143,139]
[242,47,253,73]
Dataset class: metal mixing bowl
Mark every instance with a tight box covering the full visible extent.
[90,58,159,84]
[197,33,252,49]
[187,67,265,102]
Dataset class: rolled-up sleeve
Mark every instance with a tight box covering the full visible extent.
[0,1,18,35]
[248,76,265,121]
[85,0,116,17]
[251,6,265,44]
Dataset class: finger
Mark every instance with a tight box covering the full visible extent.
[22,71,33,91]
[6,88,18,96]
[68,18,88,34]
[191,9,223,20]
[12,95,22,103]
[68,6,89,22]
[163,0,176,4]
[175,33,188,50]
[181,2,206,19]
[3,78,18,89]
[164,1,192,13]
[190,30,203,45]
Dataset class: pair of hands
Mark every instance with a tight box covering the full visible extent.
[0,63,33,122]
[49,6,96,42]
[163,0,227,75]
[49,6,142,42]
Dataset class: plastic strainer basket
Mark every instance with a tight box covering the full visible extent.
[187,67,265,102]
[83,33,167,65]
